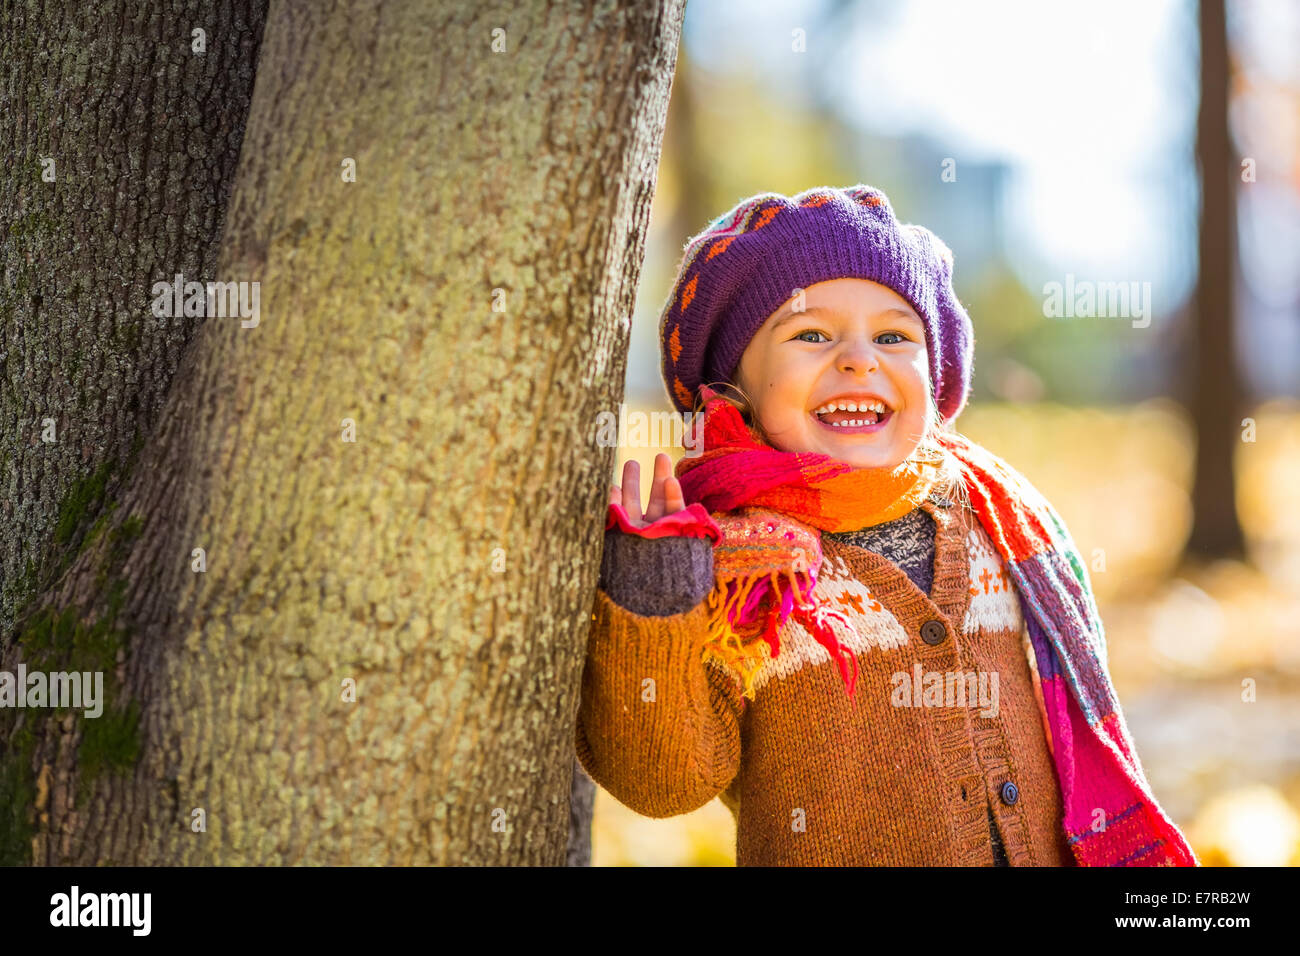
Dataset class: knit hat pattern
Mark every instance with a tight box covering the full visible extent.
[659,183,974,422]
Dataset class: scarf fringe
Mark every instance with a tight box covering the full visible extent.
[702,565,860,701]
[792,601,860,699]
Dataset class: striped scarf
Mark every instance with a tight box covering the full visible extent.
[674,386,1198,867]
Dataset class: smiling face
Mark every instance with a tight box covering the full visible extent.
[733,278,934,469]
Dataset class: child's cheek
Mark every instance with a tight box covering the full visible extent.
[906,351,932,404]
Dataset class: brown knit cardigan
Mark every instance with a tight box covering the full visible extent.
[575,494,1076,866]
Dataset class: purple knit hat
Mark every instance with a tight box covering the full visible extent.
[659,184,974,422]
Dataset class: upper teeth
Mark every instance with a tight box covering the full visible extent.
[814,400,887,415]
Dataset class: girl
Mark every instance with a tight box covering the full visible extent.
[575,184,1197,867]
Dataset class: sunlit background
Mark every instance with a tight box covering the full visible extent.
[591,0,1300,866]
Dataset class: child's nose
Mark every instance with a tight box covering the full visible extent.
[834,338,881,374]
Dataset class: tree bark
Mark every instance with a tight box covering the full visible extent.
[2,0,683,865]
[1186,0,1246,560]
[0,0,268,644]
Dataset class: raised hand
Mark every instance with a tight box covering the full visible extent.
[608,453,688,529]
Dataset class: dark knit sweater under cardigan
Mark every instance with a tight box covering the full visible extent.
[578,493,1072,866]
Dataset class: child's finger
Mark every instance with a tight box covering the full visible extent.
[644,453,671,523]
[608,484,622,508]
[663,475,686,514]
[621,459,643,525]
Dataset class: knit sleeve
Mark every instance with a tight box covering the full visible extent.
[575,586,745,819]
[597,528,715,616]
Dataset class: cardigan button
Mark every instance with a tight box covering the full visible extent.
[1000,781,1019,805]
[920,619,947,645]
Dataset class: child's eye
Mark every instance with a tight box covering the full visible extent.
[792,329,828,344]
[876,331,907,345]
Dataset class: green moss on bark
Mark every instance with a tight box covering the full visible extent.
[53,457,117,547]
[5,511,148,826]
[11,585,141,814]
[0,719,37,866]
[77,698,142,800]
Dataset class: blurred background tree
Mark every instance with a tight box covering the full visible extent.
[1188,0,1245,559]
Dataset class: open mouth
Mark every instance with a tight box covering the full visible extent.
[810,401,893,434]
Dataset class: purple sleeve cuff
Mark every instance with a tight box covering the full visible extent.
[598,524,717,618]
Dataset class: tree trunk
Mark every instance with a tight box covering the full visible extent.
[1,0,683,866]
[0,0,269,643]
[1186,0,1246,560]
